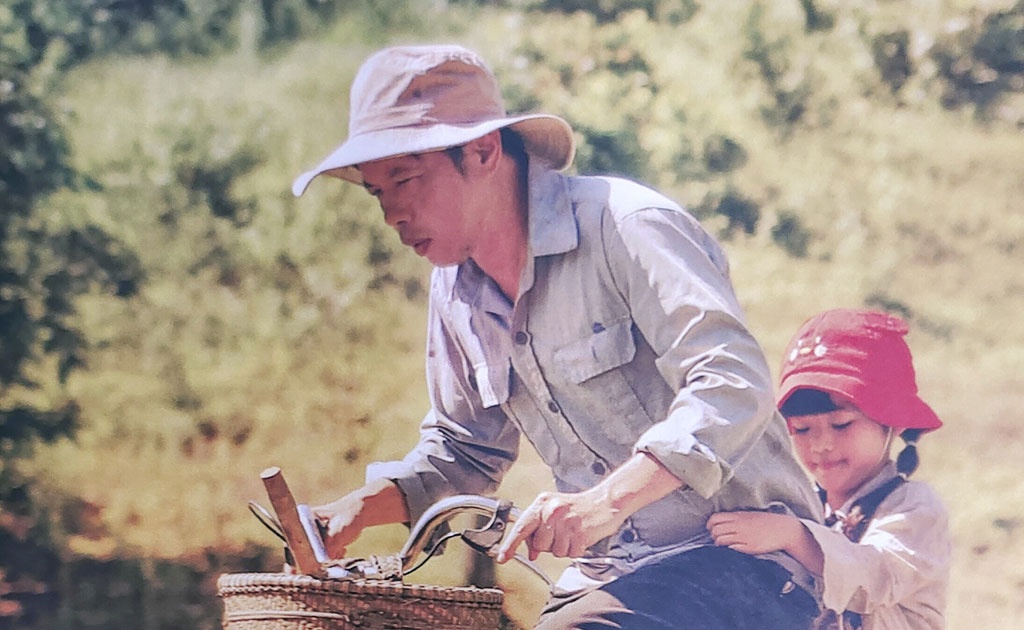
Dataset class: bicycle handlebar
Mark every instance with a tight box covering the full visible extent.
[250,486,552,585]
[400,494,552,585]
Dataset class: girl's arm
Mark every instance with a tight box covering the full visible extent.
[712,483,951,623]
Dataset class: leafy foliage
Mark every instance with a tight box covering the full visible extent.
[932,0,1024,117]
[770,210,811,258]
[527,0,699,25]
[1,0,344,67]
[742,5,815,131]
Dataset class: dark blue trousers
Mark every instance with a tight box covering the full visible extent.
[534,546,818,630]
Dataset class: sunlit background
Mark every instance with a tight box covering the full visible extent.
[2,1,1022,628]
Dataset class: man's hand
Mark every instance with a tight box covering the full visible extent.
[495,489,626,562]
[495,452,683,563]
[312,495,366,559]
[311,478,410,559]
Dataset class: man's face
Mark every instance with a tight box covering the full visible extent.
[360,150,481,267]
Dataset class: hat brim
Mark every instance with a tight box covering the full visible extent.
[291,114,574,196]
[779,372,942,432]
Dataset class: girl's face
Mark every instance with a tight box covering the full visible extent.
[788,394,895,509]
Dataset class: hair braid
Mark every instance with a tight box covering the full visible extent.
[896,428,923,479]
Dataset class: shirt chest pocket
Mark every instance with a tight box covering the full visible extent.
[552,317,637,383]
[550,317,658,447]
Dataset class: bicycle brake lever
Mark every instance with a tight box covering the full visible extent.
[248,500,287,543]
[399,495,553,586]
[460,499,513,553]
[460,500,553,586]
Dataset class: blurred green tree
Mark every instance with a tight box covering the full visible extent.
[529,0,698,25]
[932,0,1024,118]
[1,3,144,625]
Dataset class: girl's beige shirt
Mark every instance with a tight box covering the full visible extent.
[804,461,952,630]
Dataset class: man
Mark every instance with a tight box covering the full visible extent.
[292,44,821,629]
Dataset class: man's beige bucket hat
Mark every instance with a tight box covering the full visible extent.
[292,44,576,195]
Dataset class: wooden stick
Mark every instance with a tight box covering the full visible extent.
[260,466,324,577]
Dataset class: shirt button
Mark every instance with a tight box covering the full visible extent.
[620,529,636,543]
[591,461,606,476]
[514,331,529,345]
[547,401,559,413]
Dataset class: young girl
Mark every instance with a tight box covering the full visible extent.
[707,308,951,630]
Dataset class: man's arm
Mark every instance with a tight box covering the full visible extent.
[603,207,783,502]
[496,452,683,563]
[312,477,410,559]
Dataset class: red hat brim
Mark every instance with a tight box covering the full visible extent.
[779,371,942,432]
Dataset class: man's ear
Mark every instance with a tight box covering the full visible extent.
[464,130,503,173]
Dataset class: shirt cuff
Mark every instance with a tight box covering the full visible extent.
[633,431,731,499]
[801,519,857,612]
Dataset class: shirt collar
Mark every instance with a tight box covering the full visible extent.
[525,160,579,258]
[453,161,579,304]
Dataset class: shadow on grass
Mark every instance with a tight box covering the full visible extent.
[4,545,278,630]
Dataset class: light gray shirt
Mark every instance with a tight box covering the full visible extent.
[368,163,821,591]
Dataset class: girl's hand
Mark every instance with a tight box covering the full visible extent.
[708,510,825,575]
[707,511,801,555]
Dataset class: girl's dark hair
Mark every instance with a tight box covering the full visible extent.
[779,388,840,418]
[896,428,923,478]
[783,389,924,479]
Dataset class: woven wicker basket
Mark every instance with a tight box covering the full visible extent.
[217,573,504,630]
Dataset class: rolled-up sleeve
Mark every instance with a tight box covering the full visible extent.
[603,207,778,499]
[366,275,520,526]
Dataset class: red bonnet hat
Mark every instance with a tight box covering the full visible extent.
[778,308,942,431]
